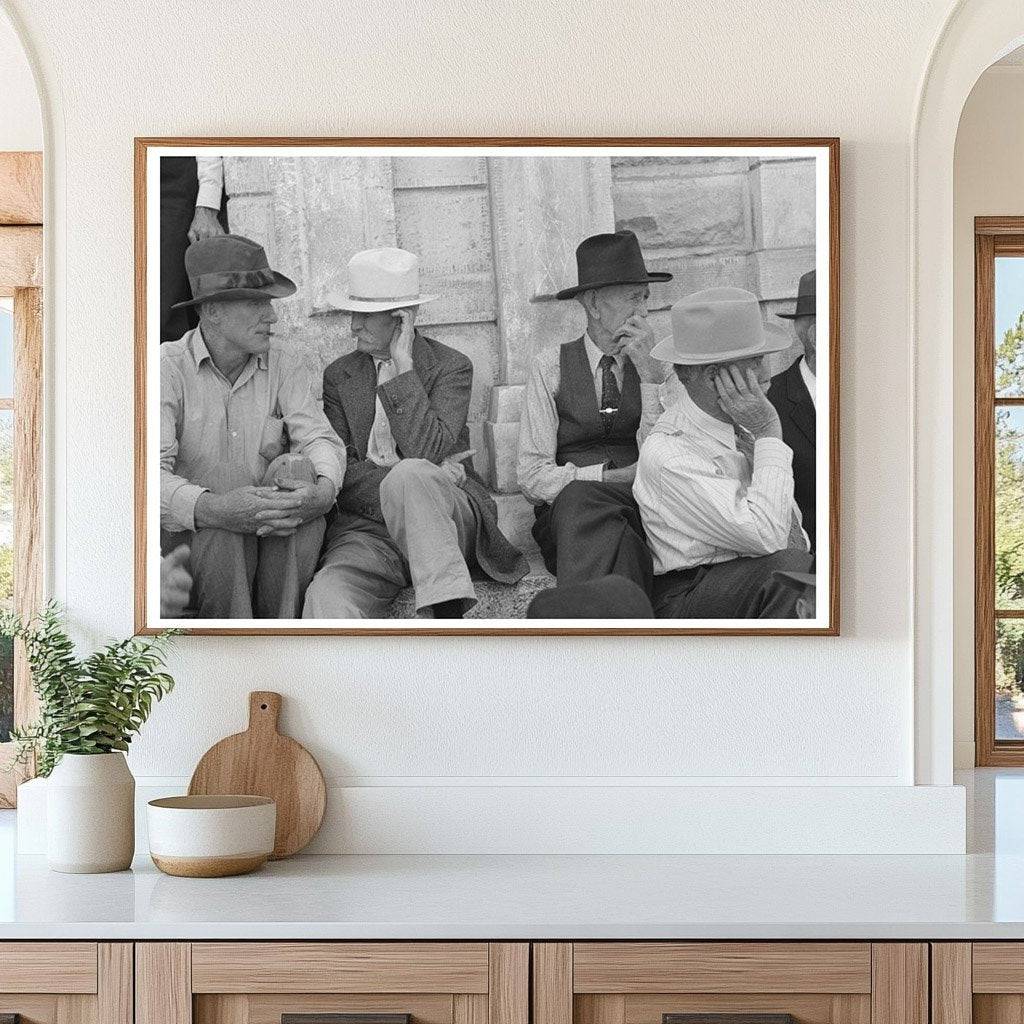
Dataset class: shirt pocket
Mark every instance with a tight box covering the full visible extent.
[258,414,287,461]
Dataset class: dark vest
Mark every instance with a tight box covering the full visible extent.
[554,337,642,470]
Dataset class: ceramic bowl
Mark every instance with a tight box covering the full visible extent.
[147,795,276,877]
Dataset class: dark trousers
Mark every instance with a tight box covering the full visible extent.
[532,480,653,595]
[652,548,814,620]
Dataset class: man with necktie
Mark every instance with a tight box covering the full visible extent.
[633,287,813,619]
[517,230,670,598]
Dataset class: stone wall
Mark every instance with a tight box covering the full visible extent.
[223,154,815,498]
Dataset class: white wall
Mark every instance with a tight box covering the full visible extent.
[0,8,39,151]
[0,0,974,851]
[952,64,1024,768]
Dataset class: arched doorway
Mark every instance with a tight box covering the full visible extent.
[0,3,43,807]
[913,0,1024,785]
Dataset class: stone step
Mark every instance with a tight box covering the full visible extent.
[387,569,554,619]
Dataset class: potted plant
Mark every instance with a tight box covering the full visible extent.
[2,603,177,873]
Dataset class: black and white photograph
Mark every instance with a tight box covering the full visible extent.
[137,140,837,634]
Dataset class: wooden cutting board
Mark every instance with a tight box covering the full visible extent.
[188,691,326,859]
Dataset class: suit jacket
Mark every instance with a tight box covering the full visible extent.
[767,357,816,550]
[322,332,529,584]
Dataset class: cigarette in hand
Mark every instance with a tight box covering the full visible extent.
[447,449,476,463]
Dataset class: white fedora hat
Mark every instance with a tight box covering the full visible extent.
[651,286,793,365]
[327,247,439,313]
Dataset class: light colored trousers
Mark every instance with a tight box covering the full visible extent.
[170,454,325,619]
[303,458,478,618]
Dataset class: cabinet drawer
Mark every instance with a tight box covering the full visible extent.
[139,942,528,1024]
[191,943,490,993]
[572,944,872,994]
[0,942,98,993]
[535,943,926,1024]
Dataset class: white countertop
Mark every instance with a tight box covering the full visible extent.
[1,769,1021,941]
[0,848,1023,940]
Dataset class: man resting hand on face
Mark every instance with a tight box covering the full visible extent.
[633,287,814,620]
[302,248,528,621]
[517,231,672,603]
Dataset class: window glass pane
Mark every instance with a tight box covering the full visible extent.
[998,620,1024,740]
[0,409,11,742]
[0,299,11,400]
[996,407,1024,608]
[996,257,1024,396]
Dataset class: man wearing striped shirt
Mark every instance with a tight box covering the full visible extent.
[634,287,813,620]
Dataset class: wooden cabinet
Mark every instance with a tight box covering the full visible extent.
[533,944,928,1024]
[0,938,941,1024]
[136,943,528,1024]
[0,942,132,1024]
[931,943,1024,1024]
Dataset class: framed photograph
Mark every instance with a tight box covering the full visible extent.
[135,137,839,635]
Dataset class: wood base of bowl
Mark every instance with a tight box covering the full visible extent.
[151,853,268,878]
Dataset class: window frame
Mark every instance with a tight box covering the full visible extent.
[975,217,1024,765]
[0,151,43,807]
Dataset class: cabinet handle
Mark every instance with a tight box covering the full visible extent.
[664,1016,797,1024]
[283,1016,411,1024]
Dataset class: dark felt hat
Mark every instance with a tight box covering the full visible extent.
[778,269,816,320]
[171,234,297,309]
[555,230,671,300]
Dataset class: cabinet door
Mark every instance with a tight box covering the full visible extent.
[936,943,1024,1024]
[0,942,132,1024]
[137,943,528,1024]
[534,944,927,1024]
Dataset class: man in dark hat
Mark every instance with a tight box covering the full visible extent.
[768,268,817,549]
[517,230,670,598]
[160,234,346,619]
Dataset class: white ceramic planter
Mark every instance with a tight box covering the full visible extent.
[46,752,135,873]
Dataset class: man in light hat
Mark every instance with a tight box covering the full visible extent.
[517,230,670,596]
[769,268,818,549]
[633,287,814,619]
[302,248,529,619]
[160,234,346,619]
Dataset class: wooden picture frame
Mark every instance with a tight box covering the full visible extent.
[0,151,43,806]
[135,137,840,636]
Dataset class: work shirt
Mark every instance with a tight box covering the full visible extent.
[517,334,662,505]
[161,327,346,533]
[633,387,806,574]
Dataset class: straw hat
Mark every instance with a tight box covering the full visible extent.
[327,248,438,313]
[651,287,793,365]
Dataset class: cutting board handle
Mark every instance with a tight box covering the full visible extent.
[248,691,282,734]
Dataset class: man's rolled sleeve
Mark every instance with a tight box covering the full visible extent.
[195,156,224,210]
[160,358,208,532]
[637,382,663,447]
[164,480,207,533]
[306,441,345,495]
[752,436,793,472]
